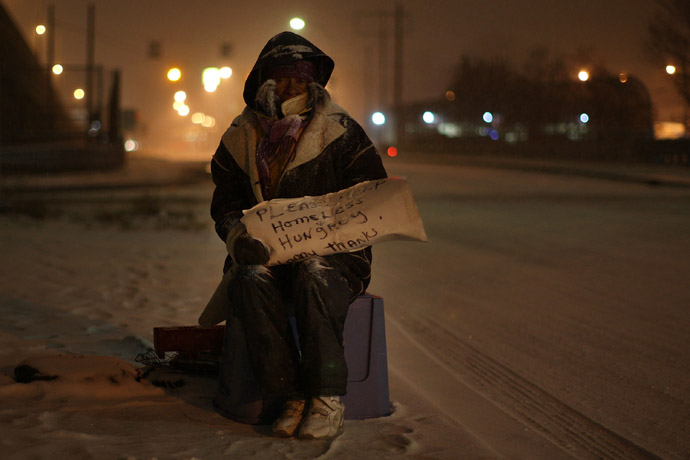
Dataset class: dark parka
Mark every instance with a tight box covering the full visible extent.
[210,32,387,284]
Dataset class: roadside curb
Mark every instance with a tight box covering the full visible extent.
[388,152,690,188]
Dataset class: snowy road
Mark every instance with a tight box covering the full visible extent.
[372,157,690,460]
[1,155,689,459]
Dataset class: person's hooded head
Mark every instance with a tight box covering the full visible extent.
[243,32,334,116]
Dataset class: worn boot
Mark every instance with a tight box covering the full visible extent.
[272,398,306,437]
[298,396,345,440]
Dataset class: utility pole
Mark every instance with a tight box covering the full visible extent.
[86,2,95,134]
[392,3,404,143]
[46,3,55,68]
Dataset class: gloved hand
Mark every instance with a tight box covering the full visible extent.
[234,231,270,266]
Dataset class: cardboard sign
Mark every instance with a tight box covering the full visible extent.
[241,177,427,266]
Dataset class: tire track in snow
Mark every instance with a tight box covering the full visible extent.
[394,314,665,460]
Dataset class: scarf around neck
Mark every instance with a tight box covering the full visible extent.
[255,110,310,200]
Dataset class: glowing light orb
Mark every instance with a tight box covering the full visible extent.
[290,18,305,30]
[177,105,190,116]
[578,70,589,82]
[219,66,232,79]
[371,112,386,125]
[387,146,398,157]
[167,67,182,82]
[482,112,493,123]
[202,116,216,128]
[73,88,85,100]
[191,112,205,124]
[124,139,139,152]
[422,111,435,124]
[666,65,677,75]
[579,113,590,123]
[35,25,46,35]
[203,67,221,92]
[52,64,63,75]
[174,90,187,102]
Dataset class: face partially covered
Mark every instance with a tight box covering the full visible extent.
[274,77,309,102]
[265,60,317,102]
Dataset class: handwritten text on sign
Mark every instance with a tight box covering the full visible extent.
[241,177,427,265]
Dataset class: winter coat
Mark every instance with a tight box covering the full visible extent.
[210,32,387,274]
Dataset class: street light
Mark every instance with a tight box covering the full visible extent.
[203,67,221,92]
[51,64,63,75]
[35,24,46,35]
[578,70,590,82]
[219,66,232,79]
[290,17,306,30]
[167,67,182,82]
[371,111,386,125]
[666,65,677,75]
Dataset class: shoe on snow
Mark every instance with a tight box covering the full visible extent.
[299,396,345,440]
[272,398,306,437]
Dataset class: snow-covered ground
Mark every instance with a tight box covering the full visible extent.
[1,155,689,459]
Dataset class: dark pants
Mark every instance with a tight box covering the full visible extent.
[228,254,370,399]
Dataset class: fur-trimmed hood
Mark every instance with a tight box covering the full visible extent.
[243,31,334,111]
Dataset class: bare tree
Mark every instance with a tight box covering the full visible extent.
[648,0,690,128]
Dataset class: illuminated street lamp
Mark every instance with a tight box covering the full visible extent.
[219,66,232,79]
[578,70,590,82]
[167,67,182,82]
[203,67,221,92]
[290,17,306,30]
[666,65,677,75]
[422,111,435,124]
[371,111,386,125]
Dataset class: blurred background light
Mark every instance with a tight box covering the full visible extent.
[422,111,435,124]
[73,88,85,100]
[219,66,232,79]
[290,17,306,30]
[177,105,190,116]
[167,67,182,82]
[124,139,139,152]
[579,113,590,123]
[203,67,221,92]
[174,90,186,102]
[371,111,386,125]
[666,65,676,75]
[191,112,205,124]
[35,24,46,35]
[173,100,184,110]
[387,146,398,157]
[578,70,590,81]
[51,64,63,75]
[483,111,493,123]
[201,116,216,128]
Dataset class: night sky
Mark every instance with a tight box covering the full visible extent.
[3,0,678,157]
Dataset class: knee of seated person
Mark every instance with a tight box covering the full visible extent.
[234,263,273,283]
[294,256,337,285]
